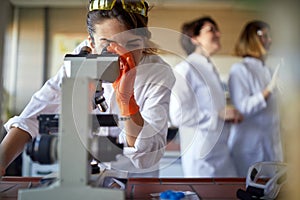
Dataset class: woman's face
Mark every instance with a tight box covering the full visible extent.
[192,22,221,56]
[257,27,272,51]
[88,18,145,65]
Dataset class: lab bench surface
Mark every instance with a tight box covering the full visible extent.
[0,177,287,200]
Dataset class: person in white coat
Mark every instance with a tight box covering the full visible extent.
[0,0,175,177]
[169,16,242,177]
[228,20,283,177]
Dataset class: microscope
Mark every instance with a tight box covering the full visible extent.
[18,46,126,200]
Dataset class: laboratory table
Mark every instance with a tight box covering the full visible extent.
[0,176,286,200]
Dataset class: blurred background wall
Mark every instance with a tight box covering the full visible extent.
[2,0,269,115]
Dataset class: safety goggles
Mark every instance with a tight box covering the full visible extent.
[257,29,271,40]
[89,0,148,17]
[246,162,287,199]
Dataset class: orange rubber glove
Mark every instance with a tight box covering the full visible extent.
[107,42,140,116]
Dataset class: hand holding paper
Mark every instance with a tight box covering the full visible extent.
[266,63,281,93]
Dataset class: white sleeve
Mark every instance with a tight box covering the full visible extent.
[169,62,222,159]
[169,63,217,130]
[119,58,175,169]
[4,67,64,138]
[4,40,90,138]
[228,63,267,117]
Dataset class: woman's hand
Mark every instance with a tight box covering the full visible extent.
[107,42,144,147]
[219,105,243,124]
[107,42,140,116]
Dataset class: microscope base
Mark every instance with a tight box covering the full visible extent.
[18,184,124,200]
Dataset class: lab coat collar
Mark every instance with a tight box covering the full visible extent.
[189,52,210,64]
[188,52,219,74]
[244,56,266,68]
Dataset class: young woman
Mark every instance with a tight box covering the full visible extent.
[228,20,283,177]
[0,0,175,177]
[169,16,242,177]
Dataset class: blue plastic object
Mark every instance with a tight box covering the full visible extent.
[159,190,186,200]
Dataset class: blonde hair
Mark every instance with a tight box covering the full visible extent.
[235,20,270,58]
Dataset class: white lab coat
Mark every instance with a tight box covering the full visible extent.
[228,57,283,177]
[4,40,175,177]
[169,53,237,177]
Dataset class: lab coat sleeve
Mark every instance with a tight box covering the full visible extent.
[169,63,217,131]
[119,60,175,169]
[4,40,90,138]
[228,63,267,117]
[4,67,64,138]
[169,61,223,160]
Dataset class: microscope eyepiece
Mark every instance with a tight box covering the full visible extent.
[79,46,92,55]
